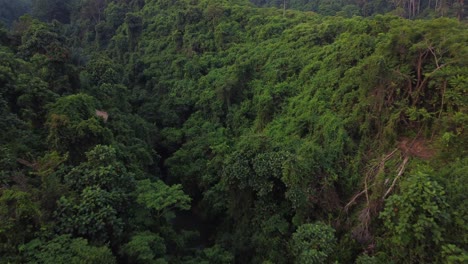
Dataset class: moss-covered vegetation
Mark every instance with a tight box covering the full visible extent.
[0,0,467,263]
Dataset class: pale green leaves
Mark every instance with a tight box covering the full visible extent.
[136,179,191,218]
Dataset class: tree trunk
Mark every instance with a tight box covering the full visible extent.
[283,0,286,17]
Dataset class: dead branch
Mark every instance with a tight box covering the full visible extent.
[16,158,38,170]
[344,148,398,212]
[344,184,375,212]
[383,155,410,199]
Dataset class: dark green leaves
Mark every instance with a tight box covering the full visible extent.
[291,222,337,264]
[22,235,115,264]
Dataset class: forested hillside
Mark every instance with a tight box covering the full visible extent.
[251,0,466,19]
[0,0,467,263]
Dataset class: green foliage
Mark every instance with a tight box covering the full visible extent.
[121,232,167,264]
[355,253,393,264]
[136,179,191,219]
[0,188,41,260]
[46,94,112,159]
[83,55,122,86]
[291,222,337,264]
[380,170,450,262]
[0,1,466,263]
[250,0,466,19]
[54,145,135,243]
[441,244,468,264]
[224,146,288,197]
[186,245,234,264]
[17,16,64,58]
[64,145,135,192]
[164,115,228,197]
[22,234,115,264]
[54,185,124,243]
[431,158,468,262]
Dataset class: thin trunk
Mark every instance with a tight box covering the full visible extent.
[438,79,447,120]
[417,0,421,15]
[283,0,286,17]
[457,0,464,20]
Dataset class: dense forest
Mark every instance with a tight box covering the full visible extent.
[0,0,467,263]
